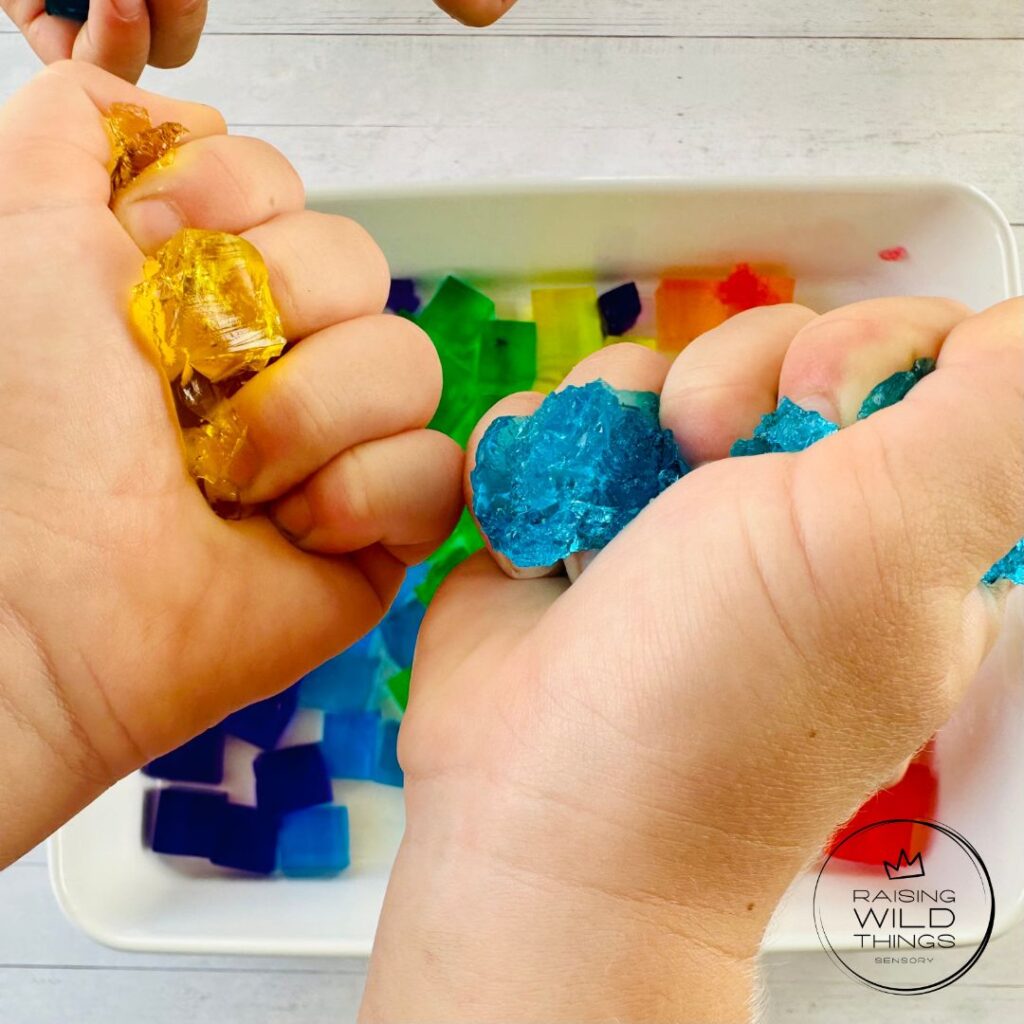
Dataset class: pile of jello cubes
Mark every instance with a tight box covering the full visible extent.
[143,263,801,877]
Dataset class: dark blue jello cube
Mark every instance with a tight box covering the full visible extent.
[143,727,225,784]
[386,277,421,315]
[254,743,333,816]
[598,282,642,336]
[223,684,299,749]
[372,720,404,788]
[322,711,381,780]
[379,600,425,670]
[45,1,90,20]
[278,805,350,878]
[298,636,378,713]
[147,787,227,858]
[210,803,280,875]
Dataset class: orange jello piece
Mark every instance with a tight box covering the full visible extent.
[105,102,187,197]
[655,263,795,351]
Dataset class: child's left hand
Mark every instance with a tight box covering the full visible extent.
[0,62,462,865]
[0,1,209,83]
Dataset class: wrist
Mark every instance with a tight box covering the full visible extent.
[363,773,776,1023]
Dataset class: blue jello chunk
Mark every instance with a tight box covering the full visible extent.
[386,277,421,315]
[730,398,839,456]
[373,720,404,788]
[984,538,1024,586]
[45,1,89,21]
[254,743,333,816]
[223,684,299,749]
[278,805,351,878]
[379,600,425,670]
[471,380,688,567]
[298,633,379,713]
[147,787,227,858]
[143,727,225,785]
[597,282,642,336]
[322,711,382,780]
[857,357,936,420]
[210,803,280,875]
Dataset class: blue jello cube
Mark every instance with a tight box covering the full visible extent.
[147,787,227,858]
[143,727,225,784]
[373,720,404,788]
[223,684,299,749]
[298,636,378,713]
[210,803,279,875]
[278,805,351,878]
[254,743,333,816]
[45,1,90,21]
[598,282,642,336]
[322,711,381,780]
[379,600,425,670]
[386,277,421,315]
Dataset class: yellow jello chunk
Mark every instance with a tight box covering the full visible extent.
[531,286,603,393]
[105,102,187,196]
[183,402,249,504]
[131,228,286,385]
[602,335,657,350]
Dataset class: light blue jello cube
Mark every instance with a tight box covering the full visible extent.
[298,634,379,713]
[322,711,382,780]
[373,720,404,788]
[278,805,350,878]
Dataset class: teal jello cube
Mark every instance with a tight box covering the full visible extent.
[278,805,350,878]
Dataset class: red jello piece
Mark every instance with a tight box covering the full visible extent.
[716,263,794,311]
[827,741,938,864]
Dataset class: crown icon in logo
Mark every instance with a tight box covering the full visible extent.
[884,849,926,881]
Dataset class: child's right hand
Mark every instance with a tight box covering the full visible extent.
[364,296,1024,1022]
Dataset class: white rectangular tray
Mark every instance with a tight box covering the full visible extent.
[50,179,1022,957]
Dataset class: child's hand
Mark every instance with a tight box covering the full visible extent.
[433,0,518,26]
[364,298,1023,1022]
[1,1,518,84]
[0,62,461,864]
[0,1,208,83]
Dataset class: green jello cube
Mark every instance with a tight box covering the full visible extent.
[478,319,537,415]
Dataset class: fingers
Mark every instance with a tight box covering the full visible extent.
[660,304,816,465]
[231,314,444,502]
[147,0,207,69]
[71,0,151,84]
[113,134,305,253]
[242,211,390,340]
[433,0,519,26]
[2,2,80,63]
[271,429,464,561]
[837,297,1024,588]
[779,297,971,425]
[0,61,224,215]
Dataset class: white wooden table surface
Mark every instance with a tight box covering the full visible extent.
[1,2,1023,1021]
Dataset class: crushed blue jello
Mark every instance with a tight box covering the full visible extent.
[471,380,688,567]
[984,540,1024,586]
[857,357,936,420]
[730,397,839,456]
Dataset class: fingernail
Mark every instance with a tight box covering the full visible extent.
[121,198,185,254]
[790,392,840,425]
[110,0,147,21]
[272,493,313,543]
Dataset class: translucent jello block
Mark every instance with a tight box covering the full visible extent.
[597,282,642,337]
[210,803,279,875]
[420,276,495,443]
[142,727,225,785]
[253,743,333,817]
[105,101,186,196]
[827,742,939,865]
[222,685,300,750]
[147,787,227,858]
[373,721,404,788]
[532,286,603,391]
[655,276,731,351]
[477,319,537,414]
[322,711,382,781]
[278,805,351,878]
[298,639,380,714]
